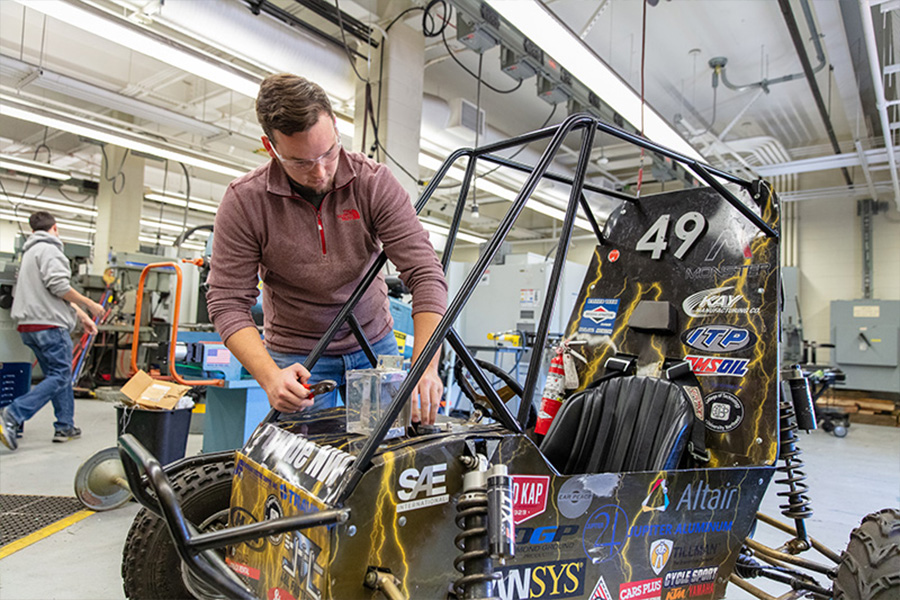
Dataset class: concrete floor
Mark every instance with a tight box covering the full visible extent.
[0,397,898,600]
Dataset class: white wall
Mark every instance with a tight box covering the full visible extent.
[797,197,900,348]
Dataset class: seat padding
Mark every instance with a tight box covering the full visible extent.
[540,376,693,475]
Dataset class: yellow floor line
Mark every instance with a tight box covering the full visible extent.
[0,509,95,560]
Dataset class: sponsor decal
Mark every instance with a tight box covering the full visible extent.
[512,475,550,524]
[627,521,733,538]
[676,480,738,512]
[682,287,759,318]
[264,495,284,545]
[517,525,579,545]
[267,589,297,600]
[579,299,620,335]
[338,208,360,221]
[685,355,749,377]
[650,539,673,575]
[282,530,324,600]
[397,463,448,513]
[558,478,594,518]
[640,476,669,513]
[608,249,620,262]
[671,542,719,564]
[226,557,260,580]
[619,578,662,600]
[493,559,586,600]
[663,567,718,588]
[683,386,704,420]
[704,392,744,433]
[681,326,755,353]
[704,229,752,262]
[664,588,687,600]
[229,507,265,550]
[247,426,355,495]
[583,505,629,564]
[685,263,770,281]
[234,459,320,514]
[591,575,613,600]
[688,582,715,597]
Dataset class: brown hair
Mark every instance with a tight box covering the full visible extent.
[256,74,334,141]
[29,211,56,232]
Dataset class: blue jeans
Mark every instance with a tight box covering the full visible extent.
[268,333,399,412]
[9,327,75,431]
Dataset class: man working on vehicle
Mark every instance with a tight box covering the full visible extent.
[207,73,447,424]
[0,211,105,451]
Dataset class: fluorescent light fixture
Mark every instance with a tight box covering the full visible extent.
[138,234,205,251]
[0,209,96,233]
[421,221,486,244]
[144,192,220,214]
[15,0,261,98]
[0,194,98,217]
[483,0,703,161]
[1,94,249,178]
[0,153,72,180]
[418,153,593,230]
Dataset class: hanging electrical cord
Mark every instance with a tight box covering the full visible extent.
[155,159,170,251]
[0,178,26,237]
[99,145,128,195]
[178,162,192,243]
[636,0,649,196]
[439,30,522,95]
[333,0,369,84]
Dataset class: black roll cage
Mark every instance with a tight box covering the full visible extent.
[118,112,777,599]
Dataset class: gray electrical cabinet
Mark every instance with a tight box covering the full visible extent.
[831,299,900,393]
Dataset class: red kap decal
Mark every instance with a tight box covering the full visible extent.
[619,578,662,600]
[512,475,550,524]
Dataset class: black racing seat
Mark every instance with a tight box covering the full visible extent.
[539,376,693,475]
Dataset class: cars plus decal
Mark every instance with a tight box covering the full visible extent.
[579,299,620,335]
[396,462,448,512]
[619,578,662,600]
[684,355,750,377]
[493,559,586,600]
[681,326,755,353]
[512,475,550,524]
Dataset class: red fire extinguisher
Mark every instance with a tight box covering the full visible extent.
[535,347,566,435]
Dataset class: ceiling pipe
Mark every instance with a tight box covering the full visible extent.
[858,0,900,210]
[778,0,854,186]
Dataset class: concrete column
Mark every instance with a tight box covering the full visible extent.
[91,145,144,274]
[353,16,424,202]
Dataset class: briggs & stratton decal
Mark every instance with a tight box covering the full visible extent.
[579,299,620,335]
[619,577,662,600]
[396,462,448,513]
[650,538,674,575]
[682,286,759,317]
[704,392,745,432]
[583,505,629,564]
[684,355,749,377]
[492,558,586,600]
[512,475,550,524]
[681,325,755,353]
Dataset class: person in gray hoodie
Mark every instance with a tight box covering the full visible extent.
[0,211,104,451]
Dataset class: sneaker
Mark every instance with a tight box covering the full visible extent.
[0,407,18,451]
[52,426,82,443]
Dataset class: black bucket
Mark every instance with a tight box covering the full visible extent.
[116,405,192,465]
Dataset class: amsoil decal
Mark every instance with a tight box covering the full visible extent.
[663,567,718,588]
[397,463,448,513]
[649,538,673,575]
[704,392,744,432]
[684,355,749,377]
[681,326,755,353]
[590,576,613,600]
[493,559,586,600]
[682,287,759,318]
[579,299,620,335]
[512,475,550,524]
[619,578,662,600]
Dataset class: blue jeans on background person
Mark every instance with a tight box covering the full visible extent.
[268,333,399,412]
[8,327,75,432]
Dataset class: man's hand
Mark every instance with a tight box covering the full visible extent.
[73,305,98,335]
[262,363,313,413]
[86,299,105,319]
[411,366,443,425]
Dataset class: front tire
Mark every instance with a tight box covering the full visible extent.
[834,508,900,600]
[121,458,234,600]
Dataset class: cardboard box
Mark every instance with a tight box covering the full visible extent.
[121,370,190,410]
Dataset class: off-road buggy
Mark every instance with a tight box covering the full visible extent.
[117,114,899,600]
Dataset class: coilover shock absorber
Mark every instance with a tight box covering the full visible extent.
[776,367,817,550]
[453,456,496,599]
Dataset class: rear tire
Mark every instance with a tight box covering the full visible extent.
[834,508,900,600]
[121,458,234,600]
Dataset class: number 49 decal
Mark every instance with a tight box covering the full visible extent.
[635,212,707,260]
